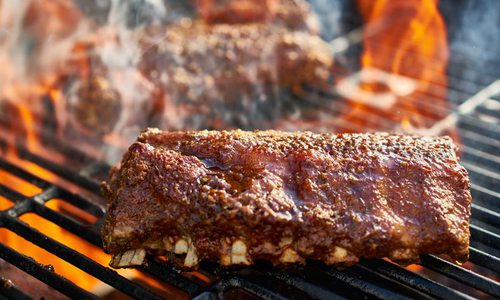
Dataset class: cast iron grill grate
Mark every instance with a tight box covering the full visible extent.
[0,73,499,299]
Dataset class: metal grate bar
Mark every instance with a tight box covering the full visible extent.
[259,268,349,299]
[350,264,435,300]
[16,147,101,194]
[0,242,97,300]
[467,179,499,201]
[57,188,105,218]
[461,147,500,173]
[299,90,453,133]
[469,247,500,274]
[310,262,411,300]
[1,214,164,300]
[203,261,352,299]
[360,259,473,300]
[460,128,500,152]
[0,278,33,300]
[471,204,500,228]
[334,47,495,98]
[334,67,495,113]
[470,225,500,249]
[458,123,499,144]
[212,276,289,300]
[420,255,500,297]
[0,160,51,190]
[471,183,500,201]
[142,257,203,296]
[241,268,330,300]
[463,162,500,183]
[462,143,500,163]
[33,199,103,247]
[461,141,500,162]
[358,38,500,87]
[0,184,25,202]
[0,157,105,217]
[460,116,500,134]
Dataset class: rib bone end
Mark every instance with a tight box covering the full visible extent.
[280,248,304,264]
[110,249,146,268]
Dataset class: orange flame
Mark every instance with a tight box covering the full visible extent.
[342,0,450,133]
[0,0,133,288]
[0,88,183,298]
[0,100,109,291]
[0,94,140,294]
[406,264,423,273]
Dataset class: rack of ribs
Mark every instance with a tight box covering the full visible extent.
[139,20,333,130]
[54,0,332,135]
[101,128,471,268]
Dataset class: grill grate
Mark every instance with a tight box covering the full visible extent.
[0,93,499,299]
[1,62,500,299]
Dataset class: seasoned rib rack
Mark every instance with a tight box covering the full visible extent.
[102,129,471,269]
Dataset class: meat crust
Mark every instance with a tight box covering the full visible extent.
[195,0,320,33]
[139,21,332,129]
[139,20,332,99]
[102,129,471,268]
[58,14,332,135]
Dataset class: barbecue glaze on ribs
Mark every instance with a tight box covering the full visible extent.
[101,129,471,268]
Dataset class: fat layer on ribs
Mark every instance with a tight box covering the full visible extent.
[101,129,471,268]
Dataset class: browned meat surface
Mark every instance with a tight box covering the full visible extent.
[101,129,471,269]
[272,0,320,32]
[196,0,277,24]
[139,21,332,129]
[139,20,331,93]
[195,0,319,33]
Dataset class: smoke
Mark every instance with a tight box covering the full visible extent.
[439,0,500,85]
[309,0,361,41]
[0,0,158,163]
[0,0,342,164]
[442,0,500,59]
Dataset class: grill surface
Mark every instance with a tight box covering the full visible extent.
[0,69,499,299]
[1,1,500,299]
